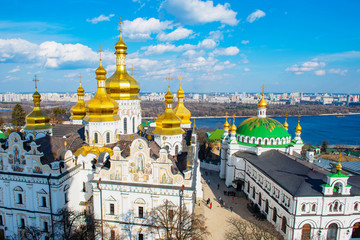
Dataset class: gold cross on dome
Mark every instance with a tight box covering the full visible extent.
[118,17,124,33]
[97,45,104,61]
[233,114,236,122]
[129,64,135,76]
[78,73,82,84]
[262,84,265,96]
[298,114,301,123]
[178,74,183,86]
[166,73,173,87]
[33,75,39,89]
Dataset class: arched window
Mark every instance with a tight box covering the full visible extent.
[352,222,360,238]
[312,204,316,212]
[106,132,110,144]
[327,223,338,240]
[133,117,136,133]
[355,203,359,211]
[252,186,256,199]
[175,145,179,155]
[282,216,287,233]
[94,133,98,144]
[270,139,274,145]
[301,204,306,212]
[264,139,268,145]
[258,192,262,206]
[272,207,277,222]
[247,182,250,193]
[334,202,338,212]
[334,182,343,193]
[301,224,311,240]
[124,118,128,134]
[265,199,269,214]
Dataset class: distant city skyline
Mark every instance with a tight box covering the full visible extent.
[1,0,360,93]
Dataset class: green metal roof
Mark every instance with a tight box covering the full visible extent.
[327,171,348,178]
[141,121,154,127]
[207,129,224,143]
[0,131,8,139]
[236,117,291,139]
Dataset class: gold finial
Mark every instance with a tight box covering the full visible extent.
[295,114,302,133]
[179,74,182,87]
[233,114,236,122]
[147,134,152,145]
[78,73,82,84]
[298,114,301,123]
[129,64,135,76]
[118,17,124,33]
[285,112,288,120]
[64,141,67,150]
[283,112,289,130]
[336,152,342,171]
[224,112,229,130]
[130,134,134,142]
[166,73,173,88]
[97,45,104,61]
[262,84,265,96]
[33,75,39,90]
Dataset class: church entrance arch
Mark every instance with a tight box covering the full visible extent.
[327,223,338,240]
[352,222,360,239]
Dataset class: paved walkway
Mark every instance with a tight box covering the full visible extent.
[195,169,282,240]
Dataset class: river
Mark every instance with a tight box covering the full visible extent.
[194,114,360,146]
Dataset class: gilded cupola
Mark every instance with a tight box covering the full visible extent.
[173,78,192,125]
[70,74,86,121]
[24,76,51,131]
[230,114,237,133]
[223,112,230,130]
[83,53,120,123]
[105,22,140,100]
[283,113,289,130]
[153,83,185,136]
[295,114,302,133]
[257,84,267,109]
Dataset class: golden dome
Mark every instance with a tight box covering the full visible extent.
[153,86,185,136]
[24,87,51,131]
[336,152,342,171]
[230,114,237,133]
[70,81,86,121]
[257,84,267,109]
[283,113,289,130]
[295,114,302,133]
[174,82,191,125]
[84,60,120,122]
[223,112,229,130]
[105,33,140,100]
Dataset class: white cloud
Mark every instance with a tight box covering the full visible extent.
[0,38,38,62]
[329,68,348,75]
[244,67,250,72]
[8,65,20,73]
[157,27,193,41]
[123,18,172,40]
[161,0,238,26]
[241,40,249,45]
[247,10,266,23]
[87,14,115,24]
[198,39,217,49]
[209,30,223,41]
[286,59,326,75]
[213,46,240,56]
[315,70,326,76]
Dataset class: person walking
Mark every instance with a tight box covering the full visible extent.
[210,202,212,209]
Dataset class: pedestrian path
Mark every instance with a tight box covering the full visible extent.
[195,169,281,240]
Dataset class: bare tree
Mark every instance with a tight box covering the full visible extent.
[225,217,282,240]
[146,200,209,240]
[9,226,45,240]
[54,208,100,240]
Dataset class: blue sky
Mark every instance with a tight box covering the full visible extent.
[1,0,360,93]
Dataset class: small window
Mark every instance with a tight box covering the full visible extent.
[110,230,115,240]
[139,233,144,240]
[110,203,115,215]
[0,215,3,226]
[247,182,250,193]
[64,192,68,204]
[355,203,359,211]
[17,193,23,205]
[139,206,144,218]
[41,196,47,207]
[94,133,98,144]
[83,182,86,192]
[265,200,269,214]
[311,204,316,212]
[106,132,110,144]
[301,204,306,212]
[282,216,287,233]
[258,192,262,206]
[252,186,255,199]
[168,209,174,220]
[273,207,277,223]
[124,118,128,134]
[20,218,25,229]
[43,221,49,232]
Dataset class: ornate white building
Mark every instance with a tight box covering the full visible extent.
[220,86,360,240]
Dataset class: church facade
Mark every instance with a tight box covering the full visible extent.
[220,88,360,240]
